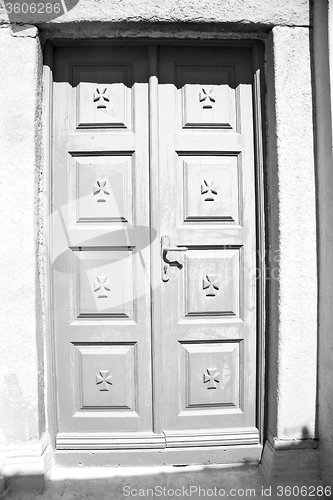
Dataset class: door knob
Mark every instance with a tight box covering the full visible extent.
[161,235,188,282]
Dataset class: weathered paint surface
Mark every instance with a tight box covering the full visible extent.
[314,0,333,490]
[265,26,317,440]
[0,25,44,446]
[0,0,310,28]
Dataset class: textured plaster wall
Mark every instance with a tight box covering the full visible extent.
[314,0,333,489]
[265,26,317,441]
[0,26,44,447]
[0,0,311,29]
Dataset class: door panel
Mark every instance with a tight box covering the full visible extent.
[52,46,154,440]
[182,156,239,224]
[156,47,258,444]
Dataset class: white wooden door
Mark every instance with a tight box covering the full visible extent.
[50,44,260,461]
[154,46,259,447]
[51,46,164,449]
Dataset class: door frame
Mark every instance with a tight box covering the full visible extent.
[43,39,266,466]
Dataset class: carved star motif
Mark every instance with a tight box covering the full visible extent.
[203,274,220,297]
[201,180,217,201]
[96,370,113,391]
[199,86,216,109]
[93,180,110,202]
[93,87,110,109]
[203,368,220,389]
[94,276,111,298]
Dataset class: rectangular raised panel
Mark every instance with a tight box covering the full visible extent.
[184,248,241,318]
[182,156,239,223]
[71,156,133,225]
[74,250,134,319]
[177,66,236,129]
[72,65,132,129]
[182,342,240,410]
[73,344,136,411]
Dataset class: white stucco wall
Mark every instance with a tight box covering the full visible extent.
[0,0,311,28]
[0,26,44,448]
[265,26,317,442]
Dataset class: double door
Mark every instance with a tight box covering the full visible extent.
[51,44,261,464]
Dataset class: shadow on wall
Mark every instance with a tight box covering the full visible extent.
[302,426,311,440]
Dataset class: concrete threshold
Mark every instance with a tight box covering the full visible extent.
[3,463,273,499]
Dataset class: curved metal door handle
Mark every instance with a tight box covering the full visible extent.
[163,246,189,253]
[161,235,188,282]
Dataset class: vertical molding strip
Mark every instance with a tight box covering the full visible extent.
[43,41,58,448]
[148,44,163,436]
[252,42,266,448]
